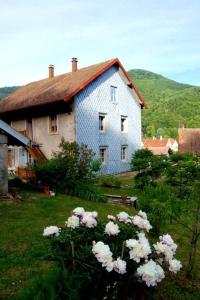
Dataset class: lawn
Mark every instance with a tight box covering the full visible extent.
[0,190,133,299]
[0,176,200,299]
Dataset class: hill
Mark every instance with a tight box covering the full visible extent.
[0,86,20,100]
[129,69,200,138]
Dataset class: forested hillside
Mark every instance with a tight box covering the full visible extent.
[0,86,19,100]
[129,69,200,138]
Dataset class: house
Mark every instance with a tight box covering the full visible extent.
[178,127,200,154]
[0,58,146,174]
[0,119,31,194]
[142,137,178,155]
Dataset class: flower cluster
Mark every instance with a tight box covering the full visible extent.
[137,259,165,287]
[65,207,98,229]
[105,221,120,236]
[43,207,182,289]
[132,210,152,232]
[43,226,60,237]
[126,232,151,263]
[92,241,127,274]
[154,234,178,262]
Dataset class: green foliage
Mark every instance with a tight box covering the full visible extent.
[131,149,169,189]
[129,69,200,138]
[98,175,122,188]
[139,184,174,235]
[34,139,96,192]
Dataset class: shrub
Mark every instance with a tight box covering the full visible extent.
[98,175,122,188]
[131,149,169,190]
[39,207,182,300]
[34,139,97,192]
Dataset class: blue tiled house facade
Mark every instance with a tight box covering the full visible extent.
[75,65,142,174]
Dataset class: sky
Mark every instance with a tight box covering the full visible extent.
[1,0,200,87]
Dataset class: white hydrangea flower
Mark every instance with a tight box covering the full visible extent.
[73,207,85,217]
[132,215,152,232]
[137,259,165,287]
[160,234,177,252]
[102,256,114,272]
[154,234,177,262]
[43,226,60,237]
[126,239,138,249]
[92,211,98,218]
[126,232,151,263]
[138,210,147,220]
[92,241,114,272]
[168,259,182,274]
[117,212,129,222]
[107,215,116,221]
[92,241,113,263]
[65,215,79,229]
[154,242,174,262]
[113,257,127,274]
[105,221,120,236]
[81,212,97,228]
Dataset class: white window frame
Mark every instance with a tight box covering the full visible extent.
[99,113,107,132]
[110,85,117,103]
[49,114,58,134]
[99,146,108,165]
[121,116,128,133]
[121,145,128,162]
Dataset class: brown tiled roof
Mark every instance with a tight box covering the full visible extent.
[178,128,200,154]
[0,58,146,114]
[143,138,174,148]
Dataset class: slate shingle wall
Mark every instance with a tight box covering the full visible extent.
[75,66,141,174]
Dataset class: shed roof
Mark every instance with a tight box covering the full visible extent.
[0,58,147,114]
[0,119,31,146]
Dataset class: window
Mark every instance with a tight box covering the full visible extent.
[49,114,58,133]
[99,113,107,132]
[121,116,128,132]
[110,86,117,102]
[19,147,27,166]
[121,145,128,161]
[99,147,107,164]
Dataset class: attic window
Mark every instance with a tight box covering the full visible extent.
[49,114,58,134]
[110,86,117,102]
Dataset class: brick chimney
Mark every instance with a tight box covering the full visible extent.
[71,57,78,72]
[48,65,54,78]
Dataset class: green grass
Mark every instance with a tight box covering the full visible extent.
[0,175,200,299]
[0,190,133,299]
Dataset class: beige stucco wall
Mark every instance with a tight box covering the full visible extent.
[11,120,26,131]
[10,112,75,160]
[33,112,75,159]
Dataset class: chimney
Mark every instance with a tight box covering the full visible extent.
[48,64,54,78]
[71,57,78,72]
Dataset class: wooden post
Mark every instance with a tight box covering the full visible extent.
[0,134,8,195]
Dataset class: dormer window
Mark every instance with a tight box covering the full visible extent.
[49,114,58,134]
[110,86,117,103]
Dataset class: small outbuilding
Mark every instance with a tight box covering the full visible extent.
[0,119,31,195]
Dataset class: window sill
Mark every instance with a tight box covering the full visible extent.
[48,132,59,135]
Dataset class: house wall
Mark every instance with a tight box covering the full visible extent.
[10,111,75,166]
[32,112,75,158]
[75,66,142,174]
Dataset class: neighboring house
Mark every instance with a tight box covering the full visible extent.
[142,137,178,155]
[178,127,200,155]
[0,58,146,174]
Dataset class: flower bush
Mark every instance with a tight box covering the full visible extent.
[43,208,182,300]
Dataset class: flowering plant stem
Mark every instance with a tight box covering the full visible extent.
[121,241,125,259]
[70,241,75,267]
